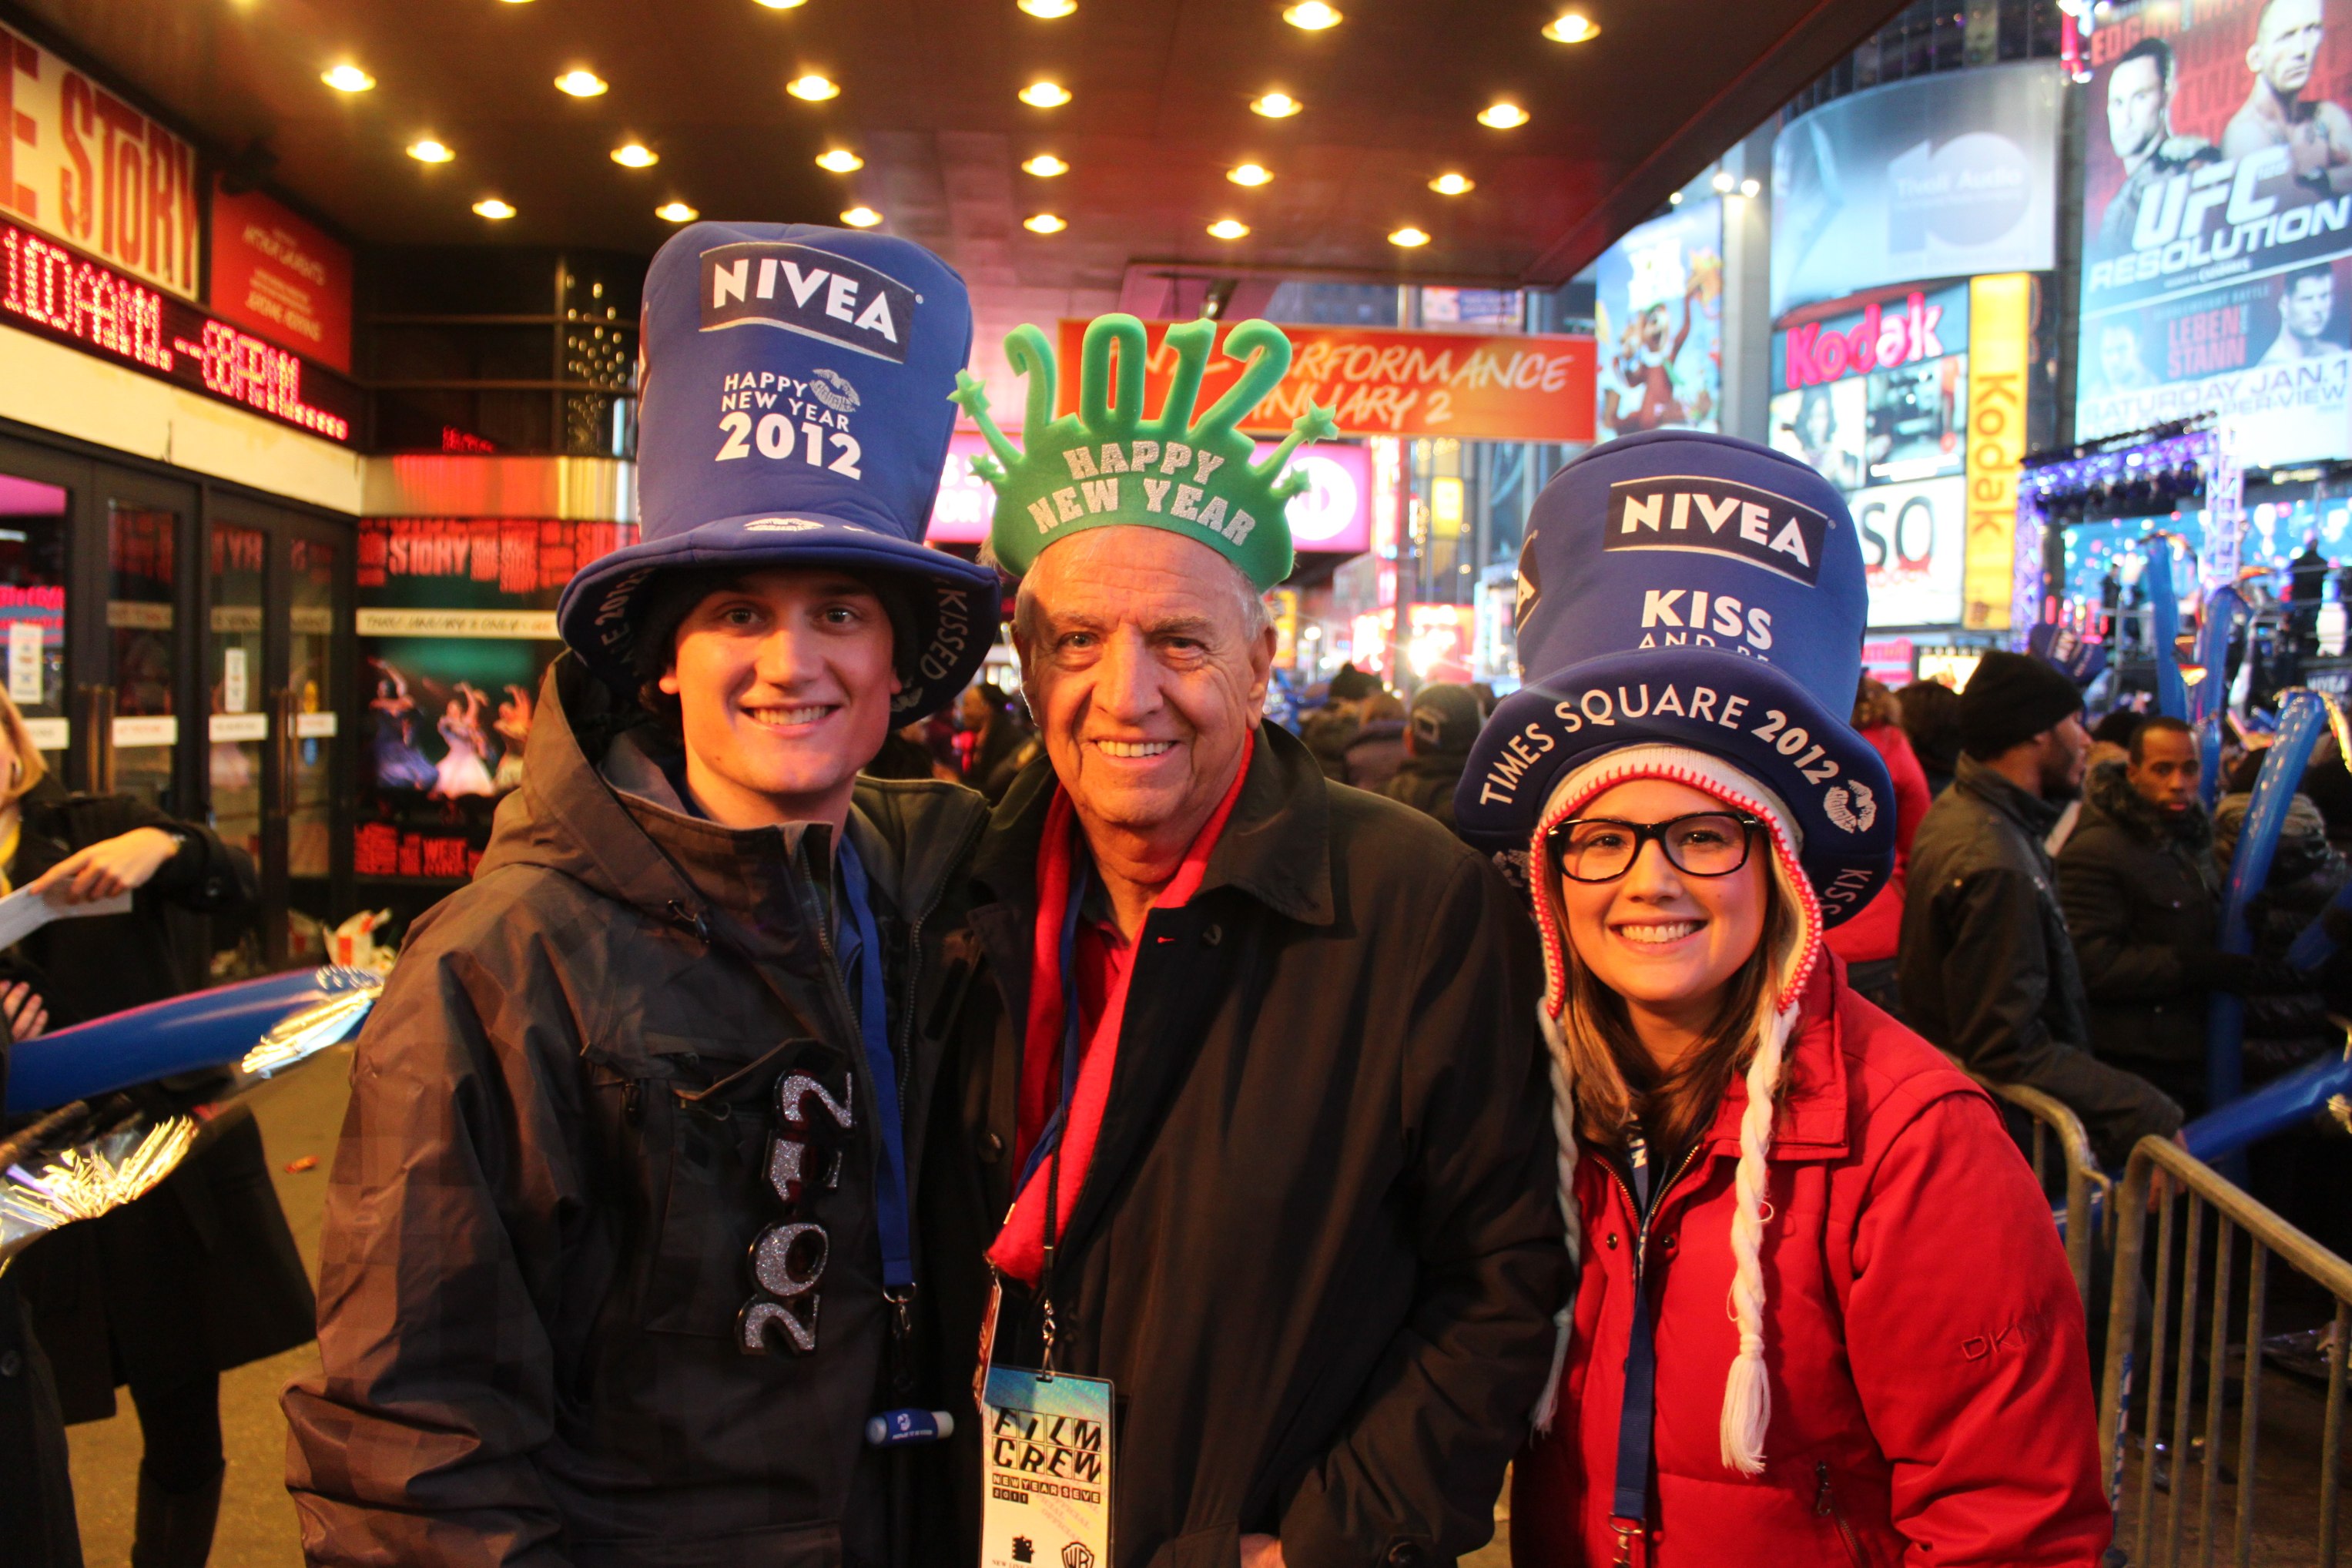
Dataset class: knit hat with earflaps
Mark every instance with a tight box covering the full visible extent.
[1465,432,1885,1475]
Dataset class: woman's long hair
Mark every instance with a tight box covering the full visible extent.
[0,689,51,807]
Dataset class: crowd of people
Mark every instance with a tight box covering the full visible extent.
[10,220,2345,1568]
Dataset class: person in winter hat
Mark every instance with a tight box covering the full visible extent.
[1380,682,1485,829]
[1456,431,2109,1566]
[288,223,998,1565]
[920,313,1565,1566]
[1899,650,2185,1165]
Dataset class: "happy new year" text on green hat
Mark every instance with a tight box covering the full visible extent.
[950,313,1336,590]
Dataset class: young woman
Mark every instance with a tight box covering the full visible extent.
[1459,430,2112,1568]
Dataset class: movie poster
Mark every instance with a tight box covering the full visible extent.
[2077,0,2352,463]
[1593,198,1725,437]
[353,517,632,881]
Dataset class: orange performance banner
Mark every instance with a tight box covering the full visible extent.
[1053,319,1595,444]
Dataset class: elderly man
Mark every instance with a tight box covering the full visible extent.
[920,315,1566,1567]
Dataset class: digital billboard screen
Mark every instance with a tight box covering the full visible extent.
[1593,197,1724,437]
[2076,0,2352,464]
[1772,62,2060,318]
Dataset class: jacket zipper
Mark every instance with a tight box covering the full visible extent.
[1601,1137,1706,1561]
[1814,1462,1868,1567]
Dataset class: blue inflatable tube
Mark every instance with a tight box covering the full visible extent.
[5,967,379,1114]
[2182,1049,2352,1164]
[2146,541,2188,722]
[2209,692,2331,1113]
[2192,586,2247,810]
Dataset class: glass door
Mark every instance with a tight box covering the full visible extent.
[281,526,345,960]
[99,471,196,816]
[207,521,267,869]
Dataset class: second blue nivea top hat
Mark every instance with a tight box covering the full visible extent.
[1456,430,1895,924]
[558,221,1000,717]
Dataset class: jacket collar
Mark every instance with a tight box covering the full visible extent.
[2082,758,2212,851]
[970,721,1335,927]
[1693,961,1851,1163]
[1955,751,2065,840]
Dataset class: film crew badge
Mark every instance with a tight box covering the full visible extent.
[980,1363,1114,1568]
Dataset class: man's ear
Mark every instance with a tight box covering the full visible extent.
[1245,623,1277,728]
[658,663,682,698]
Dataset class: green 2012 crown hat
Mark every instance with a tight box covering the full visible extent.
[950,313,1337,590]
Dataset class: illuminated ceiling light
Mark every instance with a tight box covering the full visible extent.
[1428,171,1473,196]
[407,139,455,163]
[1024,212,1067,233]
[1477,101,1528,129]
[555,69,609,97]
[1542,10,1599,42]
[1020,79,1072,108]
[656,201,700,222]
[1023,152,1070,176]
[1228,162,1273,186]
[1740,177,1760,198]
[1019,0,1077,15]
[1710,169,1735,193]
[787,73,841,100]
[1283,2,1342,28]
[1207,217,1250,240]
[755,0,808,7]
[815,148,865,173]
[321,63,376,92]
[611,143,659,169]
[473,198,517,219]
[1388,226,1430,247]
[1668,189,1683,205]
[841,205,883,227]
[1251,92,1303,119]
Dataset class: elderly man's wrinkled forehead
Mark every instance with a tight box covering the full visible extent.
[1013,525,1270,641]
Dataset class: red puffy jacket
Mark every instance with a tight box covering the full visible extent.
[1511,963,2111,1567]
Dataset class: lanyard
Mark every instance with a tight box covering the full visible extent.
[1611,1131,1660,1534]
[1017,856,1091,1194]
[833,836,913,1295]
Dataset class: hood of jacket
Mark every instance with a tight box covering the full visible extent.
[2082,758,2213,853]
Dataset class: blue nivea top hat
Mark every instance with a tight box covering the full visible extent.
[1456,430,1895,926]
[558,222,1000,717]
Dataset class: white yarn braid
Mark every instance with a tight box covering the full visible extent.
[1531,1004,1581,1433]
[1718,993,1799,1475]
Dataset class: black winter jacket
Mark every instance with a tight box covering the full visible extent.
[285,658,991,1568]
[921,723,1568,1568]
[2055,761,2221,1072]
[1898,754,2184,1165]
[6,779,314,1426]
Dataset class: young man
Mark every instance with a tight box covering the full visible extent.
[284,223,1000,1567]
[2059,716,2300,1117]
[1899,651,2184,1165]
[923,316,1564,1566]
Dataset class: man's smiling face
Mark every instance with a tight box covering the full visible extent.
[1017,527,1273,853]
[659,566,900,829]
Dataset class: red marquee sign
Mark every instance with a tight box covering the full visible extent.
[1,216,360,442]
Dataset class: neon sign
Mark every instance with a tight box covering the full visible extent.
[0,218,357,443]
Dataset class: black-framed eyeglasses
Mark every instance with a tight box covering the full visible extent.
[1546,812,1764,883]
